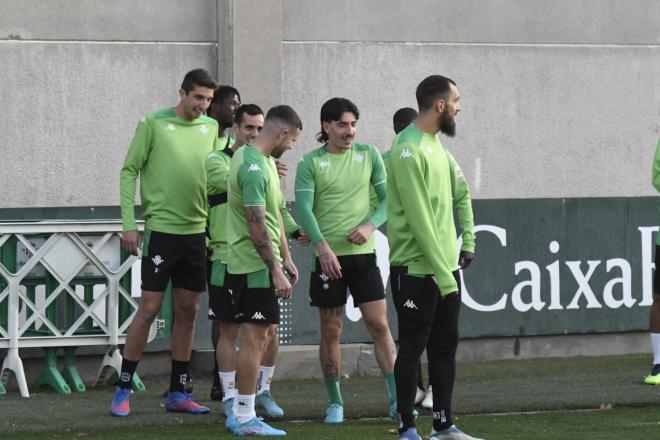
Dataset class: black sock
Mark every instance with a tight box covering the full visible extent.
[652,364,660,376]
[398,412,416,434]
[118,358,138,389]
[417,362,424,390]
[432,408,453,432]
[170,360,189,393]
[212,356,220,386]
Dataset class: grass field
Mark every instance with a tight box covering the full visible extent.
[2,354,660,439]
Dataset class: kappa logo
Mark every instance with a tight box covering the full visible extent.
[165,123,176,131]
[198,124,209,134]
[152,255,164,273]
[228,289,234,296]
[399,148,413,159]
[120,372,131,382]
[455,164,465,179]
[252,311,266,320]
[248,163,261,172]
[238,400,248,407]
[319,160,330,169]
[319,273,329,282]
[403,299,418,310]
[208,309,216,317]
[353,153,364,162]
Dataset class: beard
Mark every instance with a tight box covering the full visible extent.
[271,146,285,159]
[439,110,456,137]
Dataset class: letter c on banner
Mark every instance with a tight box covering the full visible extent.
[458,225,508,312]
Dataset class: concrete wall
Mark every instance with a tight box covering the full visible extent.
[2,0,658,207]
[279,0,660,200]
[0,0,220,208]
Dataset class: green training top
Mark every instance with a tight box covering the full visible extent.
[206,146,301,263]
[120,107,219,234]
[226,145,283,274]
[206,147,234,262]
[387,123,459,295]
[369,151,391,212]
[652,139,660,245]
[370,149,475,253]
[295,143,387,256]
[216,133,235,151]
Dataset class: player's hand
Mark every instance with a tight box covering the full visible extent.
[275,160,288,177]
[283,257,299,285]
[122,230,140,256]
[296,229,310,246]
[346,223,376,246]
[316,240,342,280]
[458,251,475,269]
[273,267,293,299]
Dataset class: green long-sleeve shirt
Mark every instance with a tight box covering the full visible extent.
[206,147,233,262]
[387,124,459,295]
[446,150,475,252]
[207,145,300,263]
[120,107,218,234]
[372,149,475,251]
[652,139,660,245]
[226,145,284,274]
[295,143,387,256]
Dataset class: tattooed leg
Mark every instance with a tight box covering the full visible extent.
[319,307,344,378]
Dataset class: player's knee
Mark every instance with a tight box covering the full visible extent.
[365,317,390,339]
[266,325,278,339]
[175,301,200,322]
[431,333,460,357]
[321,320,342,341]
[135,304,159,326]
[220,324,239,342]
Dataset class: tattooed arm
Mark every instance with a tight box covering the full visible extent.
[245,206,292,298]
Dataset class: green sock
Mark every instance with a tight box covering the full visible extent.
[384,373,397,405]
[324,377,343,406]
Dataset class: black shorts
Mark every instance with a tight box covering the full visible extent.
[309,253,385,309]
[226,269,280,325]
[208,261,239,323]
[141,230,206,292]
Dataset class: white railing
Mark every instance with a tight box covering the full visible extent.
[0,221,152,397]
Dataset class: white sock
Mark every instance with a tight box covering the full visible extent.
[234,393,256,425]
[651,333,660,365]
[257,365,275,395]
[219,371,236,401]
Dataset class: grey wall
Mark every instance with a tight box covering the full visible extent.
[1,0,220,208]
[279,0,660,200]
[1,0,659,208]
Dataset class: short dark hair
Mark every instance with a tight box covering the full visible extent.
[316,98,359,143]
[181,68,218,93]
[266,105,303,130]
[212,85,241,105]
[393,107,417,134]
[416,75,456,110]
[234,104,263,125]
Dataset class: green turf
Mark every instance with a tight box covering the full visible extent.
[3,409,660,439]
[2,354,660,439]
